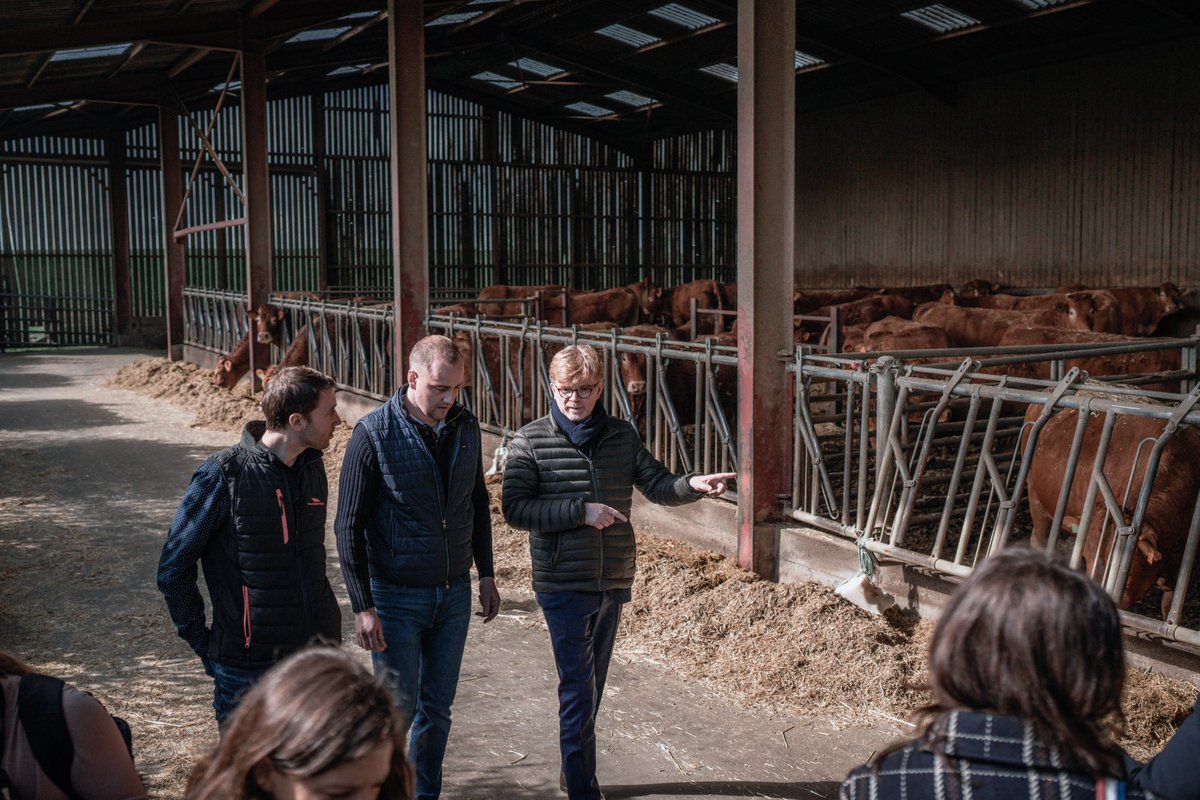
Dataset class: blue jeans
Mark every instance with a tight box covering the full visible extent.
[536,590,625,800]
[210,660,266,727]
[370,575,472,800]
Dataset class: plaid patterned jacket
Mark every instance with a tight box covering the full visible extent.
[840,711,1159,800]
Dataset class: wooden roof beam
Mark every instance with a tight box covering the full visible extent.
[0,76,160,111]
[0,14,242,57]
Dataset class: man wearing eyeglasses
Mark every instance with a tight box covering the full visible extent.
[502,344,735,800]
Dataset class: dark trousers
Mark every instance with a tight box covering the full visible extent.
[536,589,624,800]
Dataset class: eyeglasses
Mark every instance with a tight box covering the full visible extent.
[553,383,598,399]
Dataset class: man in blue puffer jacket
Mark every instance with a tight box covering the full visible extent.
[336,334,500,800]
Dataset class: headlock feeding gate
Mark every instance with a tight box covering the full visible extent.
[186,291,1200,653]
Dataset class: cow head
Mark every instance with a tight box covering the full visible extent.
[628,278,664,319]
[253,303,287,345]
[960,279,1000,297]
[1158,282,1182,314]
[211,357,237,389]
[1056,297,1093,330]
[256,365,282,389]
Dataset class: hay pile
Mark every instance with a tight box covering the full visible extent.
[109,358,260,432]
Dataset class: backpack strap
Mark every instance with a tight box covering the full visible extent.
[17,674,80,800]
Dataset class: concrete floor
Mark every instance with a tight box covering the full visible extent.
[0,348,896,799]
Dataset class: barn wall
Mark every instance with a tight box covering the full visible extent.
[794,35,1200,289]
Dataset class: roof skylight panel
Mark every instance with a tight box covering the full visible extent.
[595,24,661,48]
[1014,0,1071,7]
[508,58,564,77]
[901,4,981,33]
[795,50,824,70]
[699,62,738,83]
[606,90,655,107]
[328,64,372,77]
[472,71,523,90]
[286,26,352,44]
[49,43,131,62]
[565,101,615,117]
[427,11,483,26]
[210,81,242,93]
[648,3,721,30]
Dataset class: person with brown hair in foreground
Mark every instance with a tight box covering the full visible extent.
[840,547,1155,799]
[185,646,412,800]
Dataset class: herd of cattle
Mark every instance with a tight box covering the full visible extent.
[202,278,1199,621]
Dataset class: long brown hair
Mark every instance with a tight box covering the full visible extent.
[887,547,1127,778]
[185,647,412,800]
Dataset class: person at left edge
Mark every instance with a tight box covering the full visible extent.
[157,366,344,729]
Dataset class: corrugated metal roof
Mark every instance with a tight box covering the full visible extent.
[901,4,981,33]
[328,64,371,77]
[565,101,615,117]
[594,23,661,48]
[647,3,721,31]
[1015,0,1072,7]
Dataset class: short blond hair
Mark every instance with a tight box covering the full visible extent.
[408,334,462,374]
[549,345,603,385]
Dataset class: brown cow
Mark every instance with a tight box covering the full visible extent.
[793,287,877,315]
[1059,284,1181,336]
[814,294,914,327]
[959,279,1002,296]
[567,287,645,326]
[879,283,954,305]
[431,302,479,318]
[1023,401,1200,614]
[251,303,289,346]
[211,330,272,390]
[663,331,738,428]
[995,326,1182,392]
[912,302,1089,346]
[855,316,954,353]
[659,279,728,334]
[257,325,311,388]
[477,284,567,321]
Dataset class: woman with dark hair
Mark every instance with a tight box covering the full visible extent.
[1,652,146,800]
[186,647,412,800]
[840,548,1158,799]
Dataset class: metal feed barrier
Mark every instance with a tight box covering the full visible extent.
[788,336,1200,650]
[185,291,1200,649]
[427,314,739,480]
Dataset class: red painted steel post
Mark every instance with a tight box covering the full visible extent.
[240,31,272,298]
[158,94,185,361]
[387,0,430,381]
[107,132,132,343]
[241,24,271,388]
[735,0,796,578]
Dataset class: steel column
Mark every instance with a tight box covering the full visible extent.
[735,0,795,578]
[107,132,133,340]
[240,26,272,310]
[387,0,429,379]
[159,95,186,360]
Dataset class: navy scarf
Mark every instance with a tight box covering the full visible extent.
[551,401,606,459]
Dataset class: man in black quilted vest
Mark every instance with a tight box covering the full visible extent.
[502,344,735,800]
[335,334,501,800]
[158,366,344,727]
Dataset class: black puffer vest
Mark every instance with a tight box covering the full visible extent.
[358,387,481,587]
[203,422,342,668]
[502,414,698,593]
